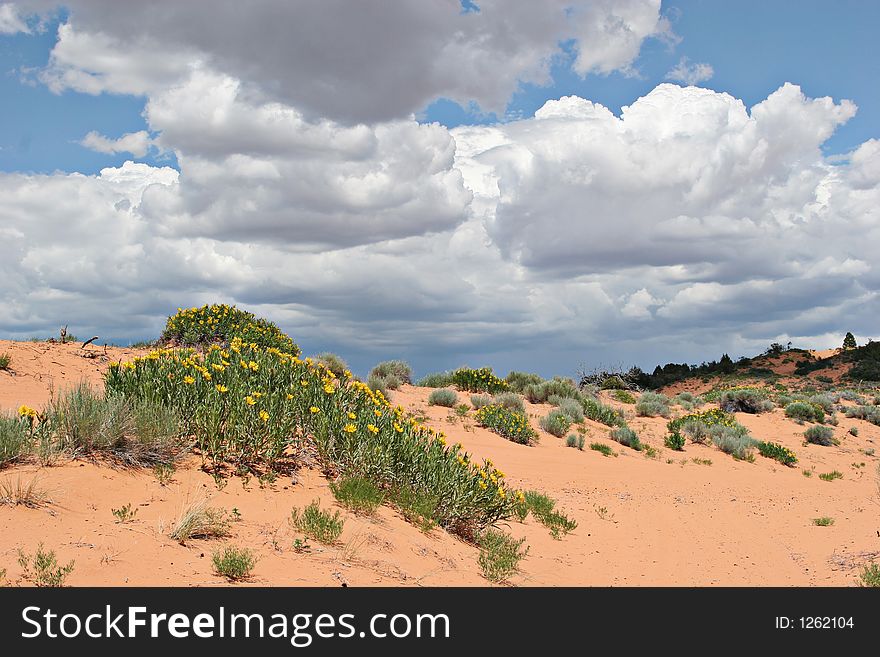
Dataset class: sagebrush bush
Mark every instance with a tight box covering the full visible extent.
[330,475,384,515]
[290,499,344,544]
[609,426,641,450]
[680,418,711,444]
[314,353,349,380]
[719,388,773,414]
[475,405,537,445]
[785,401,825,423]
[674,392,694,403]
[844,405,880,426]
[565,434,585,450]
[492,392,526,414]
[582,396,625,427]
[804,425,836,446]
[556,398,584,423]
[524,377,580,404]
[470,394,493,410]
[428,388,458,407]
[710,425,756,460]
[366,375,389,398]
[539,410,571,437]
[161,304,299,354]
[416,371,454,387]
[369,360,412,384]
[451,367,508,393]
[504,371,544,393]
[212,546,256,581]
[808,394,836,414]
[635,392,670,418]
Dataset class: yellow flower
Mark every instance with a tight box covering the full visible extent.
[252,392,263,399]
[215,384,228,393]
[393,423,403,433]
[245,396,256,406]
[203,372,212,381]
[286,393,294,400]
[367,424,379,434]
[249,361,259,372]
[343,424,357,433]
[18,405,37,419]
[373,409,382,418]
[122,361,135,370]
[183,376,196,385]
[323,384,335,394]
[211,364,225,372]
[259,410,269,422]
[309,406,320,414]
[347,412,356,420]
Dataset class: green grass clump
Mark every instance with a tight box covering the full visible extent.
[428,388,458,407]
[859,562,880,587]
[212,546,256,581]
[390,486,440,533]
[330,476,384,515]
[369,360,412,385]
[160,303,299,354]
[17,544,74,587]
[565,434,585,450]
[492,392,526,414]
[475,405,537,445]
[478,530,528,583]
[609,426,642,451]
[0,353,10,370]
[451,367,508,393]
[169,500,232,542]
[539,409,572,437]
[804,425,836,446]
[812,517,834,526]
[416,371,454,387]
[785,401,825,424]
[818,470,843,482]
[504,371,544,393]
[611,389,637,404]
[848,426,859,437]
[589,442,615,457]
[290,500,344,544]
[756,441,797,466]
[516,491,577,538]
[635,392,670,418]
[0,412,31,468]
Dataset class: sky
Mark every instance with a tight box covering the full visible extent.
[1,1,879,379]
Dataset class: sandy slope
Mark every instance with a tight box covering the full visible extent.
[1,342,878,586]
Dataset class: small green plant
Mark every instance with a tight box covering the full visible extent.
[691,457,713,466]
[475,404,537,445]
[812,517,834,526]
[290,499,344,544]
[609,426,642,451]
[330,476,384,515]
[478,530,528,583]
[611,389,636,404]
[802,468,813,478]
[169,500,232,542]
[522,490,555,519]
[153,463,176,486]
[804,425,836,446]
[519,490,576,538]
[859,562,880,587]
[451,367,508,393]
[848,426,859,437]
[292,538,311,553]
[391,487,439,532]
[111,503,138,523]
[818,470,843,482]
[589,442,615,457]
[212,545,256,581]
[17,544,74,587]
[755,441,798,466]
[0,353,10,370]
[543,510,578,539]
[664,433,686,451]
[539,409,572,437]
[642,444,659,459]
[785,401,825,424]
[454,403,470,418]
[428,388,458,407]
[565,434,585,450]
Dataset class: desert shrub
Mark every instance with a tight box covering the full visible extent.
[609,426,642,451]
[556,398,584,423]
[366,375,389,398]
[599,375,628,390]
[849,426,859,437]
[470,394,493,410]
[756,441,798,466]
[719,388,773,414]
[812,517,834,527]
[0,352,10,370]
[390,486,440,532]
[475,405,537,445]
[0,412,31,468]
[290,500,344,544]
[612,389,637,404]
[581,396,625,427]
[451,367,508,393]
[0,475,50,507]
[161,303,299,354]
[478,530,528,583]
[804,425,836,446]
[369,360,412,385]
[517,491,577,538]
[539,410,572,437]
[844,405,880,426]
[565,434,585,450]
[838,390,866,404]
[169,500,232,542]
[680,419,711,445]
[635,392,670,418]
[819,470,843,481]
[541,509,578,539]
[589,442,615,457]
[428,388,458,407]
[710,425,756,460]
[808,394,836,414]
[860,562,880,587]
[667,408,737,446]
[416,371,454,387]
[314,353,349,380]
[212,546,256,580]
[17,544,74,587]
[492,392,526,414]
[521,490,555,519]
[504,371,544,393]
[785,401,825,424]
[524,377,580,404]
[664,432,686,450]
[330,476,384,515]
[674,392,695,403]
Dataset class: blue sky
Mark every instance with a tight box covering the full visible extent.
[1,1,878,378]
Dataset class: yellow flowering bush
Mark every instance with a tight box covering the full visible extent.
[475,404,537,445]
[451,367,509,393]
[160,304,299,355]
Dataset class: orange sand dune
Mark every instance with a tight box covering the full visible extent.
[1,342,878,586]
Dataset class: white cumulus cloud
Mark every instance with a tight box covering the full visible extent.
[80,130,152,157]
